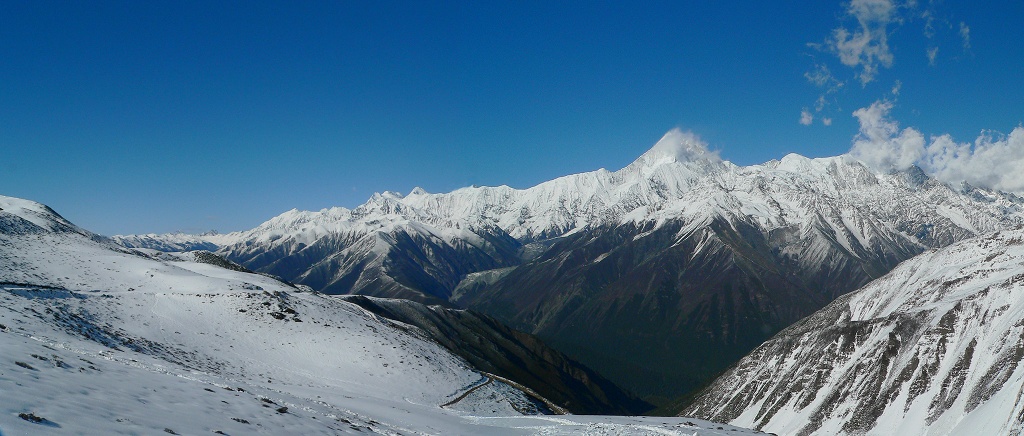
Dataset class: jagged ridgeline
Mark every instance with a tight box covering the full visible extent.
[114,130,1024,400]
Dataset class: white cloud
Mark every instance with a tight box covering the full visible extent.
[922,9,935,38]
[959,22,971,50]
[891,80,902,96]
[805,64,837,88]
[800,109,814,126]
[815,95,828,112]
[923,129,1024,193]
[848,100,1024,193]
[827,0,898,86]
[822,117,834,126]
[850,100,925,170]
[804,63,844,113]
[812,1,968,89]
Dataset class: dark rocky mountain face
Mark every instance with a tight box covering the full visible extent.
[111,234,219,252]
[342,295,652,415]
[219,225,522,305]
[457,215,921,399]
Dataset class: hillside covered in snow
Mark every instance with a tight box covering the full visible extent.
[682,227,1024,435]
[0,194,761,435]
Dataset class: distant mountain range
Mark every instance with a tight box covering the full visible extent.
[113,130,1024,399]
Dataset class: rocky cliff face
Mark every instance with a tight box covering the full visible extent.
[683,228,1024,436]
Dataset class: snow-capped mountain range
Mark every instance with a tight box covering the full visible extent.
[123,130,1021,254]
[113,129,1024,399]
[682,226,1024,436]
[1,194,760,435]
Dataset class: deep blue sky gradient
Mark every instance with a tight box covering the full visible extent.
[2,1,1021,235]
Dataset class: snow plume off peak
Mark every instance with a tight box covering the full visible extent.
[634,128,721,167]
[850,99,1024,194]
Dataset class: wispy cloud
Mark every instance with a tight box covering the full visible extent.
[805,63,838,88]
[804,63,844,120]
[849,100,1024,193]
[804,1,970,122]
[922,9,935,39]
[827,0,898,86]
[959,22,971,51]
[800,109,814,126]
[850,100,924,169]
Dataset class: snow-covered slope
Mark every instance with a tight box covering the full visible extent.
[202,201,523,303]
[683,226,1024,436]
[111,231,221,252]
[0,195,95,237]
[0,194,759,435]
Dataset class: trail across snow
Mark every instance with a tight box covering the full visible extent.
[441,375,495,408]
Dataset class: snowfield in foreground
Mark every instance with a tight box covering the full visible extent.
[0,194,762,435]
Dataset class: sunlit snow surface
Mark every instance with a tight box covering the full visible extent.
[0,195,762,435]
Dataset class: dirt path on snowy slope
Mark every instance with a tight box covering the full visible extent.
[440,376,494,408]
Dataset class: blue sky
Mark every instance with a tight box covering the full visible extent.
[2,1,1022,235]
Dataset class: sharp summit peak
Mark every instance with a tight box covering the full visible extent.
[627,128,722,169]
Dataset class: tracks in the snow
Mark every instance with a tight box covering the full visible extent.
[440,375,494,408]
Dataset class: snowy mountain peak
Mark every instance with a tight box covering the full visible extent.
[628,128,722,168]
[775,152,816,170]
[375,190,405,200]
